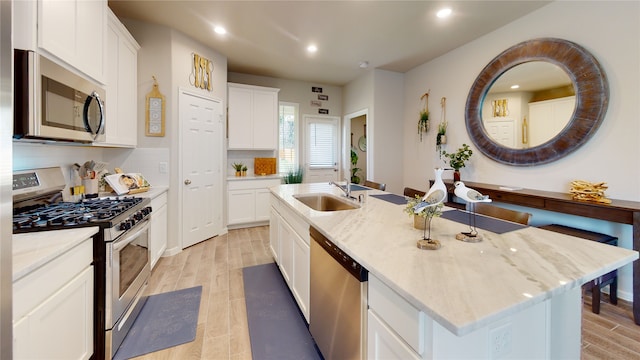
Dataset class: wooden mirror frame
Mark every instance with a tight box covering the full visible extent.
[465,38,609,166]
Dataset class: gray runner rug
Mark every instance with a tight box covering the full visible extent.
[243,263,322,360]
[113,285,202,360]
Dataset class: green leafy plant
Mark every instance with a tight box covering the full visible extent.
[284,167,303,184]
[404,194,444,218]
[436,121,447,153]
[350,149,361,184]
[232,162,244,171]
[441,143,473,171]
[418,109,430,141]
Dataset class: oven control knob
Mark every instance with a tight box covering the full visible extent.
[134,212,143,220]
[120,220,132,231]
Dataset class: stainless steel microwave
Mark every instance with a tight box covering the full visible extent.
[14,49,106,143]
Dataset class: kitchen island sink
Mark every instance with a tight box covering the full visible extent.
[293,193,359,211]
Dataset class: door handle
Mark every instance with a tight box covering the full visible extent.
[184,179,192,185]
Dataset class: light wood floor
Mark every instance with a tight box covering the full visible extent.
[136,226,639,360]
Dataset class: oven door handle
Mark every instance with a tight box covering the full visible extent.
[112,220,150,252]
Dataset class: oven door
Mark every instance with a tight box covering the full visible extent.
[106,219,150,330]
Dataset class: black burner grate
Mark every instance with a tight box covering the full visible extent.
[13,197,143,230]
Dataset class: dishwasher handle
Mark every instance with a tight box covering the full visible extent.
[310,226,368,282]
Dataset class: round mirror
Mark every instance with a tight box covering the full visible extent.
[466,38,609,166]
[483,61,575,149]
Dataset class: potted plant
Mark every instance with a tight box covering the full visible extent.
[418,109,429,142]
[350,149,362,184]
[232,162,244,177]
[441,143,473,181]
[241,165,248,176]
[436,121,447,153]
[404,194,444,229]
[284,167,303,184]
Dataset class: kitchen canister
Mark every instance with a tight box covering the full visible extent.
[83,178,99,198]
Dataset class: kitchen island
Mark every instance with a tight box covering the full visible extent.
[270,183,638,359]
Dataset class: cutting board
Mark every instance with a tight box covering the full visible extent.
[254,158,276,175]
[105,173,151,195]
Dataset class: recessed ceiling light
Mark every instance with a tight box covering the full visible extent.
[307,44,318,53]
[214,26,227,35]
[359,61,369,69]
[511,84,520,89]
[437,8,452,18]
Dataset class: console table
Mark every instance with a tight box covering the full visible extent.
[430,179,640,325]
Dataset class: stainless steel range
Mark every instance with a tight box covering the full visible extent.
[13,167,152,360]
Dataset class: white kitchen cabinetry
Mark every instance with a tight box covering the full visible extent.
[228,83,280,150]
[528,96,575,147]
[149,190,168,269]
[228,178,282,227]
[103,9,140,147]
[13,238,93,360]
[38,0,106,83]
[269,194,310,322]
[269,209,281,263]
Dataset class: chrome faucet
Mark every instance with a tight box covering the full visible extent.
[329,179,353,199]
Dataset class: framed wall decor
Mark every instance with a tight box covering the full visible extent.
[145,76,165,137]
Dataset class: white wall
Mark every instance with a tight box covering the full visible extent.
[343,69,405,193]
[118,19,228,254]
[372,69,404,193]
[402,1,639,301]
[229,72,343,118]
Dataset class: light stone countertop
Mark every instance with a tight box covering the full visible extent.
[98,185,168,200]
[270,183,639,336]
[227,174,282,181]
[13,227,99,282]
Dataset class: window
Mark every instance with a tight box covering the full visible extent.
[278,103,299,174]
[307,120,337,169]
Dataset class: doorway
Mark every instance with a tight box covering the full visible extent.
[343,109,369,184]
[303,115,340,183]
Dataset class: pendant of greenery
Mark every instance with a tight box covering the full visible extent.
[436,121,447,153]
[350,149,362,184]
[418,109,429,141]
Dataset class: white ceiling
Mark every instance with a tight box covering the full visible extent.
[108,1,551,86]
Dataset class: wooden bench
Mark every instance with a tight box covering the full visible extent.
[539,224,618,314]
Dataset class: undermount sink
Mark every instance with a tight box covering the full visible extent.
[293,193,360,211]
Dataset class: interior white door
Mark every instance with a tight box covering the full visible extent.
[304,115,339,183]
[485,121,515,148]
[179,90,223,248]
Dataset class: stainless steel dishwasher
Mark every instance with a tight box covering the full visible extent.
[310,226,368,360]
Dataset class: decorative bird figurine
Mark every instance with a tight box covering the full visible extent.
[422,168,448,202]
[454,181,492,203]
[453,181,491,241]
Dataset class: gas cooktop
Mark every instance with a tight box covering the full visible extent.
[13,197,146,231]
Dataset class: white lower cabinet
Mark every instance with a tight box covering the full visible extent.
[368,310,421,360]
[269,209,280,263]
[13,239,93,360]
[149,191,168,269]
[270,194,310,322]
[367,273,554,359]
[228,178,281,227]
[291,228,310,318]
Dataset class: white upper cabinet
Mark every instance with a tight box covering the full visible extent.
[228,83,280,150]
[37,0,107,83]
[103,9,140,147]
